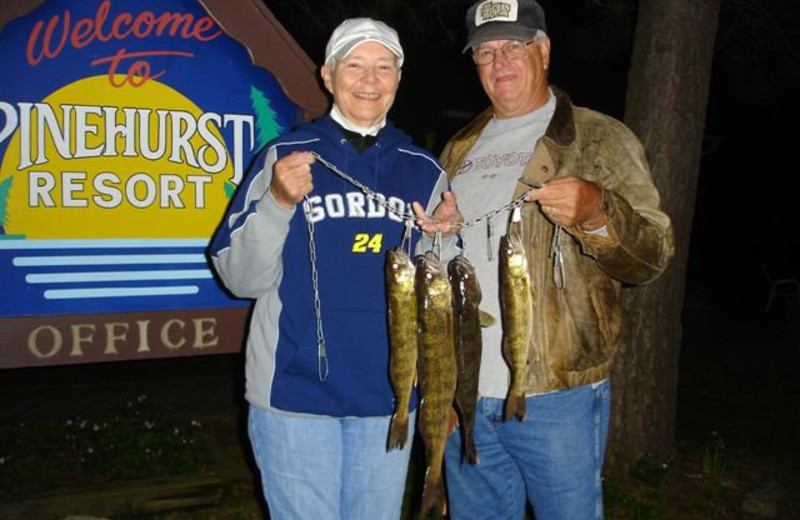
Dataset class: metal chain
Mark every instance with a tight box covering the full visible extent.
[311,153,409,221]
[310,152,533,229]
[302,195,329,381]
[302,152,539,381]
[463,192,529,228]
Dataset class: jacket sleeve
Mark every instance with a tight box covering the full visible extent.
[570,120,675,285]
[208,146,295,298]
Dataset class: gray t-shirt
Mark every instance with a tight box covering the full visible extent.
[450,92,556,399]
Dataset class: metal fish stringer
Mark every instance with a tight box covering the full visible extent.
[486,216,494,262]
[433,230,443,260]
[550,224,565,290]
[297,153,551,382]
[509,206,523,235]
[303,195,329,381]
[401,216,414,257]
[310,152,542,232]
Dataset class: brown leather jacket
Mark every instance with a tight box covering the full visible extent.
[440,87,674,392]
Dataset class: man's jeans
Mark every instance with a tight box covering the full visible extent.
[445,380,611,520]
[248,405,415,520]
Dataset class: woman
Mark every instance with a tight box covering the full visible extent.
[209,17,450,520]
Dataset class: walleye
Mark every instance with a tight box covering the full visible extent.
[499,230,532,422]
[385,247,418,451]
[448,254,483,465]
[416,251,457,518]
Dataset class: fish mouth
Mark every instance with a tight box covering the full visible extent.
[448,261,472,278]
[395,270,414,284]
[419,261,443,278]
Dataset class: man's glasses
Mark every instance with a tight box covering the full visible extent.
[472,40,534,66]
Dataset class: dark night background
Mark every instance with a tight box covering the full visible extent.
[256,5,800,515]
[264,0,800,313]
[1,2,799,518]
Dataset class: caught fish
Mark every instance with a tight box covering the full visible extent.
[499,231,532,422]
[448,254,483,465]
[385,247,418,451]
[416,251,457,518]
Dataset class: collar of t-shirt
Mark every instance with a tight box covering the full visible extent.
[330,105,385,136]
[330,106,385,153]
[487,90,609,238]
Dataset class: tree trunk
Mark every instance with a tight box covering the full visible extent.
[605,0,721,478]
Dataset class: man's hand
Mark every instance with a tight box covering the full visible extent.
[411,191,463,236]
[270,151,315,209]
[526,176,606,230]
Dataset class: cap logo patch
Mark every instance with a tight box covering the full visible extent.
[475,0,519,26]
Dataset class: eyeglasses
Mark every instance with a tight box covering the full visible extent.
[472,40,534,66]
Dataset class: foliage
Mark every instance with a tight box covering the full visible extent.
[250,85,283,150]
[0,395,207,495]
[701,430,727,480]
[605,481,666,520]
[0,175,12,229]
[224,180,237,200]
[633,452,672,488]
[604,452,670,520]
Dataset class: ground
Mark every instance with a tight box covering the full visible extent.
[1,303,798,520]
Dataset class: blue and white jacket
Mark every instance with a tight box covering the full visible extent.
[209,114,448,417]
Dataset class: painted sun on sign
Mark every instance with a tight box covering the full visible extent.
[1,76,236,239]
[0,0,299,318]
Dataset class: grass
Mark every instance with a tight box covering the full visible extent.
[0,394,208,496]
[603,304,800,520]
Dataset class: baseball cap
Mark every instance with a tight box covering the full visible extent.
[324,18,404,67]
[463,0,547,52]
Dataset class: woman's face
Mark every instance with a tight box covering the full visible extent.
[321,41,401,128]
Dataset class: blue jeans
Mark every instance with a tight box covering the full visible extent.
[445,380,611,520]
[248,404,415,520]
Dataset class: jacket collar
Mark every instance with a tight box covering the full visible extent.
[545,87,575,146]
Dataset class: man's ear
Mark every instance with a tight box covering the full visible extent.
[539,36,551,70]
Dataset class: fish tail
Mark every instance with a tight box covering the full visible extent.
[504,393,526,422]
[419,475,446,518]
[386,412,408,451]
[464,434,480,465]
[459,415,480,464]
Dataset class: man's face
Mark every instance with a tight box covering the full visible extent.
[321,41,401,128]
[474,36,551,118]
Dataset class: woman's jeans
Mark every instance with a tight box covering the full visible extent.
[248,404,415,520]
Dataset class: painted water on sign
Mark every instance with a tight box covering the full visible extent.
[0,0,303,318]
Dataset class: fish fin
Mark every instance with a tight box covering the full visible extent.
[504,393,526,422]
[419,474,446,518]
[386,412,408,451]
[464,436,480,465]
[479,309,497,327]
[458,412,480,464]
[417,406,429,438]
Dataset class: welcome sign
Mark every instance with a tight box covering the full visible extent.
[0,0,326,367]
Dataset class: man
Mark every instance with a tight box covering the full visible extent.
[208,18,450,520]
[437,1,675,519]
